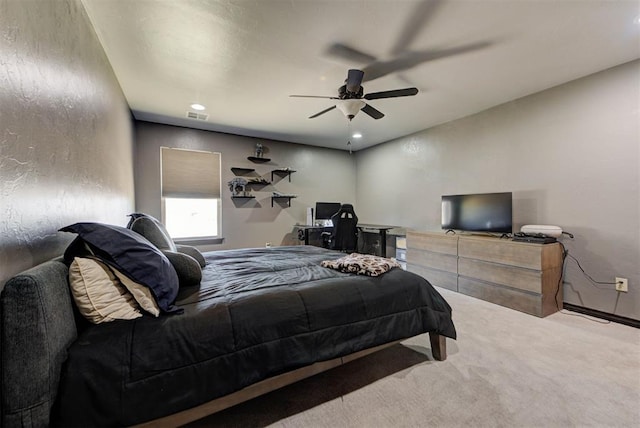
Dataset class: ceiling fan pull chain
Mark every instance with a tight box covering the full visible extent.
[347,121,352,154]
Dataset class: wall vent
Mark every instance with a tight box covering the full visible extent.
[186,111,208,120]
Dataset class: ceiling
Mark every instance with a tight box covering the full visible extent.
[81,0,640,151]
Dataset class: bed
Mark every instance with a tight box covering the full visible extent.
[2,245,456,427]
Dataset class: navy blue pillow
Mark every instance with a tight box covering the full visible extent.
[60,222,181,314]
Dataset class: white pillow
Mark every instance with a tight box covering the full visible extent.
[69,257,142,323]
[110,267,160,317]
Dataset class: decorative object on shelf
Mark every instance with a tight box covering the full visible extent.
[271,191,297,207]
[271,167,296,182]
[272,191,297,198]
[228,177,249,197]
[247,177,270,185]
[247,143,271,162]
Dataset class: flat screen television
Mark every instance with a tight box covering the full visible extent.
[315,202,341,220]
[441,192,512,233]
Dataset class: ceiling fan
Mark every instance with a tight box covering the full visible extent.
[290,69,418,121]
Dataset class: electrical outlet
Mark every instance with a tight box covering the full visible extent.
[615,277,628,292]
[265,242,272,248]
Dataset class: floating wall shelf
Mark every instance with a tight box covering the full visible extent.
[271,169,296,182]
[248,156,271,163]
[231,167,255,175]
[271,196,296,207]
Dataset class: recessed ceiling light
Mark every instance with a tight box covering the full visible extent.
[190,103,206,111]
[352,133,362,139]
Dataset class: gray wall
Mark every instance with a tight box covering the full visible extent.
[355,60,639,320]
[2,0,636,321]
[0,0,135,286]
[134,121,356,250]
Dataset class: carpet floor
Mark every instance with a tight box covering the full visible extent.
[187,287,640,427]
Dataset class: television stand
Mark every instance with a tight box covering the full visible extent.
[406,231,563,317]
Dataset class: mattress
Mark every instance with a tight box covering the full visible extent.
[54,246,456,426]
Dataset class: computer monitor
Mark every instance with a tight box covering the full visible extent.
[315,202,341,221]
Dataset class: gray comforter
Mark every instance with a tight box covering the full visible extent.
[54,246,456,426]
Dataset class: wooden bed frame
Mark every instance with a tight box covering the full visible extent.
[135,332,446,427]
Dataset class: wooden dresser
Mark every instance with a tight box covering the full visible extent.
[406,230,564,317]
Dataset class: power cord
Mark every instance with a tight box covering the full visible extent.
[560,309,612,324]
[556,241,616,324]
[554,242,568,312]
[565,251,618,289]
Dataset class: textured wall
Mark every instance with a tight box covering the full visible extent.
[355,60,640,320]
[0,0,135,286]
[134,122,356,250]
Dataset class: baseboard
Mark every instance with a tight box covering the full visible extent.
[563,303,640,329]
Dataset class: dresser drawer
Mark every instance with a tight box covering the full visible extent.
[458,258,542,294]
[458,236,547,269]
[407,249,457,274]
[407,264,457,291]
[458,277,543,316]
[407,231,457,255]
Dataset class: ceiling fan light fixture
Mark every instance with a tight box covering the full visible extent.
[336,99,366,120]
[190,103,206,111]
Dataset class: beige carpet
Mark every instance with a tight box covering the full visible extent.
[187,288,640,427]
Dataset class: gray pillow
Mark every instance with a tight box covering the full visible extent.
[127,213,206,268]
[162,251,202,288]
[59,222,181,314]
[128,214,177,252]
[176,244,206,268]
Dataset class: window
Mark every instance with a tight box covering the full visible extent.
[164,197,218,238]
[161,147,221,239]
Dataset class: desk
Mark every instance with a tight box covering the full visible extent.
[294,223,398,257]
[356,224,398,257]
[294,225,331,246]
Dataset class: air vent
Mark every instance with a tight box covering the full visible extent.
[186,111,208,120]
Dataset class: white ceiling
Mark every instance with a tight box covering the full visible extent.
[82,0,640,151]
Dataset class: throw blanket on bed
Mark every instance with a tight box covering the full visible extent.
[321,253,402,277]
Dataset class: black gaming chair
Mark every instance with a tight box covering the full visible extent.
[325,204,358,252]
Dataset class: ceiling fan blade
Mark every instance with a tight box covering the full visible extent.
[364,87,419,100]
[390,0,444,55]
[290,95,339,99]
[363,40,493,82]
[413,41,493,63]
[345,69,365,93]
[309,105,337,119]
[325,43,377,64]
[361,103,385,120]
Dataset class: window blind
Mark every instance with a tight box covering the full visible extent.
[161,147,221,198]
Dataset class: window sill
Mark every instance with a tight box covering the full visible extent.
[174,237,225,246]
